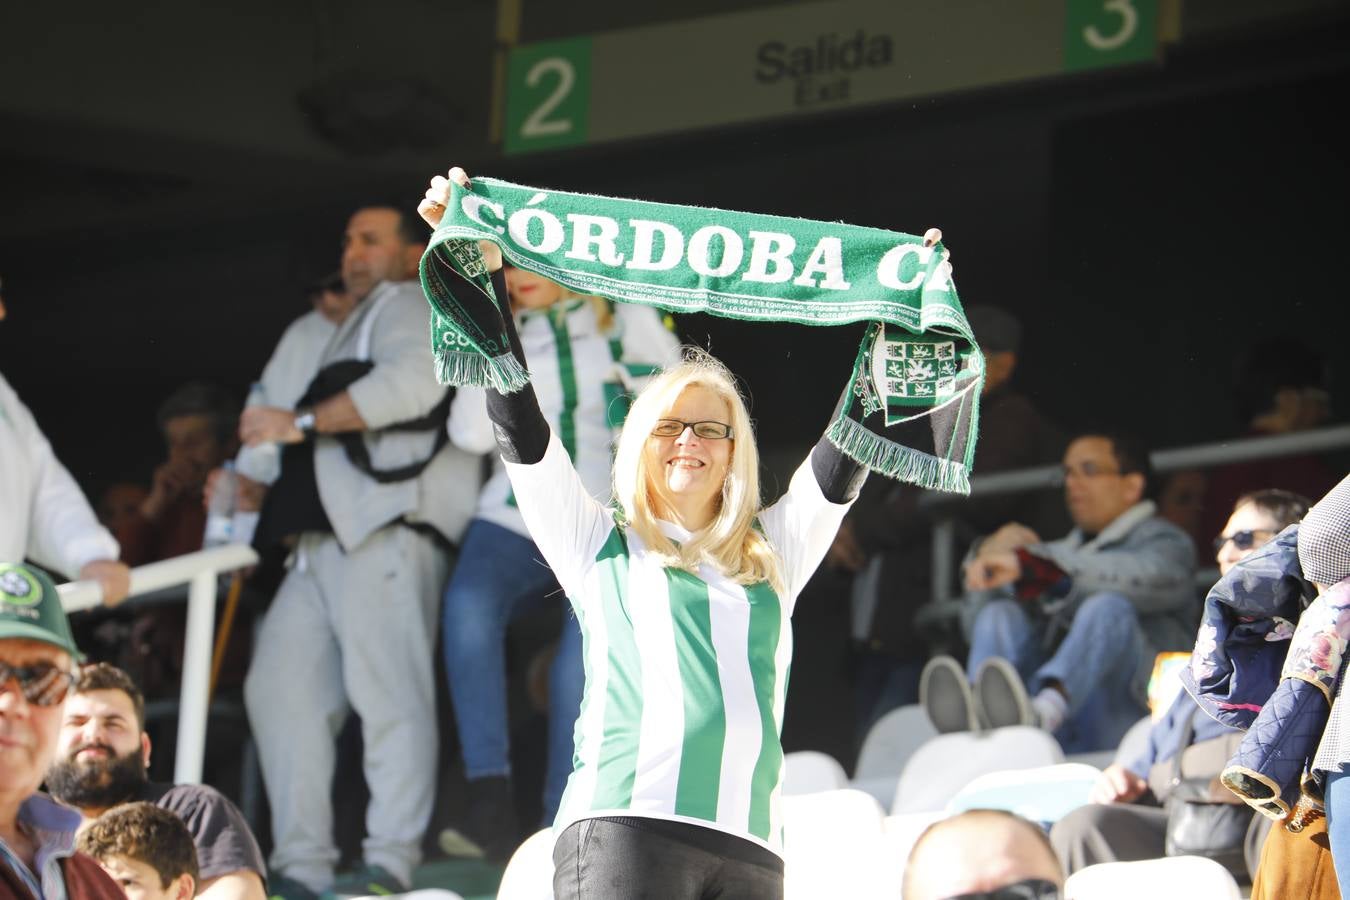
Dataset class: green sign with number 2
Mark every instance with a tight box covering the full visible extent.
[504,37,592,155]
[1063,0,1158,71]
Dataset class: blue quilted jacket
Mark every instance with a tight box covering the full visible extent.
[1180,525,1326,820]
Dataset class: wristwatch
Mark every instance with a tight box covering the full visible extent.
[293,407,317,438]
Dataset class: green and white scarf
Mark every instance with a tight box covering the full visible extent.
[419,177,983,494]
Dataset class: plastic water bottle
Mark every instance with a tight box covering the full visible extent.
[203,461,237,548]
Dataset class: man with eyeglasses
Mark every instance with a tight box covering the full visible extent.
[921,432,1196,754]
[903,809,1063,900]
[0,561,122,899]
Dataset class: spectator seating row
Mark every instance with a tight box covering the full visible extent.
[491,795,1242,899]
[490,709,1180,899]
[843,704,1154,814]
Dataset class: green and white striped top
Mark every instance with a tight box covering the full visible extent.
[505,433,852,856]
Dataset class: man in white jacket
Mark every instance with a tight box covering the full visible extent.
[0,281,129,605]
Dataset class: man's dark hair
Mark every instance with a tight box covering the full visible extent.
[358,204,423,246]
[155,381,240,448]
[77,801,199,889]
[77,662,146,732]
[1075,430,1154,498]
[1236,489,1312,532]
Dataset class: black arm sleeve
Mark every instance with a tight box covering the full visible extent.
[810,379,869,503]
[811,435,868,504]
[445,265,550,464]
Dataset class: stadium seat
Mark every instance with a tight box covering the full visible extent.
[1064,855,1242,899]
[782,749,850,795]
[881,810,945,885]
[850,704,937,807]
[891,726,1064,815]
[945,762,1102,825]
[495,828,555,900]
[783,788,894,899]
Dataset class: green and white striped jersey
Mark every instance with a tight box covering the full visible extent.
[449,300,679,538]
[505,434,852,856]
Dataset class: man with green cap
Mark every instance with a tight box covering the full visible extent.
[0,561,122,899]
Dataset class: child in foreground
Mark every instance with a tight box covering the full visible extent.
[77,802,198,900]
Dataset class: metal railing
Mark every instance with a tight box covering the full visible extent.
[927,423,1350,610]
[56,543,258,785]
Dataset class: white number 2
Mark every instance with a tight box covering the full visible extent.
[1084,0,1138,51]
[521,57,575,138]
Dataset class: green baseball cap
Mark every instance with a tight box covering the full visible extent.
[0,562,82,659]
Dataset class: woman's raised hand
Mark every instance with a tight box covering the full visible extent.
[418,166,502,271]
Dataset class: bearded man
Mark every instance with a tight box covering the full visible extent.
[45,663,266,900]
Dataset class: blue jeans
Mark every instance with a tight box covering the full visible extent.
[1327,770,1350,896]
[853,652,923,747]
[966,592,1148,754]
[441,519,584,822]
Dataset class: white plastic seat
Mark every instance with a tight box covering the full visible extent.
[945,762,1102,825]
[1064,855,1242,900]
[782,749,849,796]
[783,788,893,900]
[495,828,555,900]
[850,704,937,807]
[881,810,946,886]
[891,726,1064,815]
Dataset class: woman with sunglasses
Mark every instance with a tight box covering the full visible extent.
[419,168,872,899]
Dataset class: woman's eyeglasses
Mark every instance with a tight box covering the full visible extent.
[1213,529,1273,554]
[651,419,734,440]
[0,662,80,707]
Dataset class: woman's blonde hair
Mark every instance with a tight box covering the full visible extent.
[611,348,785,594]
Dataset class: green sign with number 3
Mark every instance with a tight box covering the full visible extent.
[504,37,592,155]
[1064,0,1158,71]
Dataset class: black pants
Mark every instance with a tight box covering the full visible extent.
[552,816,784,900]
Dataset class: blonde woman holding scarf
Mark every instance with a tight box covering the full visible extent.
[438,261,679,861]
[419,167,904,899]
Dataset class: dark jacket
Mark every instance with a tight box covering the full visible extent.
[1181,525,1315,730]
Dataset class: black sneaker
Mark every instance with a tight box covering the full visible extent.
[974,656,1036,729]
[919,655,978,733]
[437,775,520,863]
[321,864,408,899]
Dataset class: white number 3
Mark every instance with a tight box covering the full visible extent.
[1084,0,1138,51]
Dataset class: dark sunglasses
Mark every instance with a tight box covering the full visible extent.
[943,879,1061,900]
[651,418,734,440]
[0,661,80,707]
[1212,529,1272,554]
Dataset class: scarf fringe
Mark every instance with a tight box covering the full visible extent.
[434,350,532,393]
[827,413,971,495]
